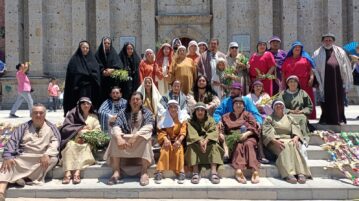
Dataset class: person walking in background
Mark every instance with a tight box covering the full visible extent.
[47,77,60,112]
[9,62,34,118]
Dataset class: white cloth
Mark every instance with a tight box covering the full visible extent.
[157,105,190,129]
[137,77,166,116]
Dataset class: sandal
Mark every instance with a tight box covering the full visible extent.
[297,174,306,184]
[235,170,247,184]
[285,175,297,184]
[107,176,120,185]
[73,174,81,185]
[62,174,72,185]
[210,173,220,184]
[0,193,5,201]
[251,171,260,184]
[139,173,149,186]
[191,173,200,184]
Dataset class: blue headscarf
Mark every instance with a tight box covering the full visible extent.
[285,41,316,69]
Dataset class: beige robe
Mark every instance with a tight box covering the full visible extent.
[0,124,59,183]
[262,114,311,178]
[60,114,100,171]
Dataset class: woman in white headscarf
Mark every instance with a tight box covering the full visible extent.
[187,40,200,65]
[137,77,165,118]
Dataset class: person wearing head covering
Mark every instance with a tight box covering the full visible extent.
[118,42,141,100]
[197,38,226,81]
[60,97,101,185]
[136,77,166,118]
[350,44,359,119]
[104,91,154,186]
[245,80,273,119]
[169,45,196,95]
[268,36,287,94]
[249,41,276,96]
[139,49,162,87]
[98,86,127,133]
[262,100,311,184]
[187,40,200,65]
[160,80,188,112]
[281,41,316,119]
[211,57,228,99]
[312,33,353,125]
[198,41,208,54]
[185,102,224,184]
[187,75,220,116]
[154,100,189,184]
[220,97,260,184]
[0,104,60,200]
[278,75,313,143]
[95,37,124,103]
[226,41,250,94]
[63,41,101,116]
[171,38,182,52]
[156,43,174,94]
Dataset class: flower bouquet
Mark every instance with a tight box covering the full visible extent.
[255,68,276,80]
[111,69,130,81]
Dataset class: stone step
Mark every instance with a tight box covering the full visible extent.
[48,159,343,180]
[312,123,359,133]
[5,177,359,200]
[307,145,330,160]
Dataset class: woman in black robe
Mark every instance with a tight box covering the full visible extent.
[95,37,123,102]
[63,41,101,116]
[118,42,141,100]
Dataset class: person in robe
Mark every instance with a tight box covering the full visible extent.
[185,102,224,184]
[60,97,101,185]
[350,44,359,119]
[268,36,287,94]
[282,41,316,119]
[63,41,101,115]
[262,100,311,184]
[154,100,189,184]
[278,75,313,146]
[220,97,260,184]
[98,86,127,133]
[245,81,273,120]
[249,41,277,96]
[187,75,220,116]
[213,82,269,164]
[0,104,60,201]
[155,43,174,94]
[197,38,226,81]
[187,40,200,65]
[104,92,154,186]
[95,37,123,103]
[312,33,353,125]
[171,38,182,52]
[137,77,166,118]
[226,42,250,94]
[198,41,208,55]
[169,45,196,95]
[118,42,141,100]
[160,80,188,111]
[139,49,162,87]
[212,57,228,99]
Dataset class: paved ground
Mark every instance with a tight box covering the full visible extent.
[1,105,359,125]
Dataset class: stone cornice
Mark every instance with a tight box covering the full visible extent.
[155,15,212,25]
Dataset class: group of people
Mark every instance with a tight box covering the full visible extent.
[1,33,357,200]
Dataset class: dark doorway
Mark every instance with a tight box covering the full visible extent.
[179,37,192,48]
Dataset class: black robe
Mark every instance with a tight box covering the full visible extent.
[118,42,141,100]
[63,41,101,115]
[95,37,123,102]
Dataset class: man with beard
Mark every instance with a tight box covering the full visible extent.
[312,33,352,125]
[98,86,128,133]
[213,82,269,164]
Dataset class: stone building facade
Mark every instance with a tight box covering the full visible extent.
[1,0,359,108]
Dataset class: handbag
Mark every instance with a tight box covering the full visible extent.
[353,69,359,86]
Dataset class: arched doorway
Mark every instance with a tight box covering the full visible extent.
[179,37,192,47]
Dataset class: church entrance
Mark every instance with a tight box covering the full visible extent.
[179,37,192,47]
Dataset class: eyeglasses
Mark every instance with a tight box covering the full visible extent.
[230,47,238,49]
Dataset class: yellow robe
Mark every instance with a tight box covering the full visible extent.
[170,57,196,95]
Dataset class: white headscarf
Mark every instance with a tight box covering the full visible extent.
[157,100,190,129]
[136,77,165,116]
[143,49,156,61]
[187,40,200,56]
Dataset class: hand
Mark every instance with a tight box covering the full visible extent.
[0,159,15,173]
[163,138,171,150]
[291,136,301,148]
[107,68,115,75]
[272,139,285,151]
[200,139,208,153]
[40,154,50,170]
[116,136,127,150]
[239,132,250,142]
[308,78,314,87]
[217,121,224,130]
[219,133,225,143]
[109,115,117,123]
[127,135,138,146]
[173,140,182,150]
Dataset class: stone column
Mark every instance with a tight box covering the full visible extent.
[327,0,343,45]
[281,0,297,50]
[350,0,359,41]
[72,0,87,51]
[4,0,21,75]
[27,0,44,76]
[212,0,227,52]
[141,0,155,52]
[95,0,110,48]
[258,0,273,43]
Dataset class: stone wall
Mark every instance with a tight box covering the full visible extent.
[0,0,4,61]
